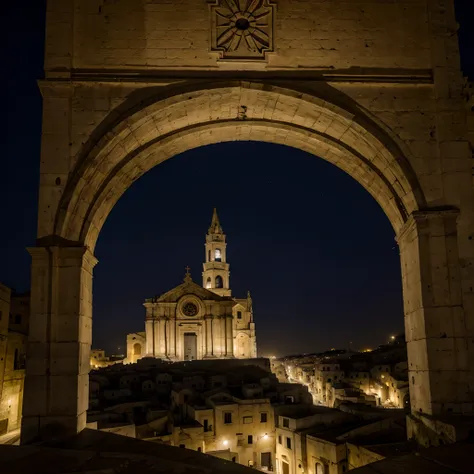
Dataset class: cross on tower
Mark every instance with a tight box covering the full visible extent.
[185,266,191,277]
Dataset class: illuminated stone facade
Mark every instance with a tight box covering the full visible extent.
[0,284,29,436]
[128,210,257,362]
[24,0,474,445]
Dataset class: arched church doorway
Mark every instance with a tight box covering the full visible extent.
[23,78,473,445]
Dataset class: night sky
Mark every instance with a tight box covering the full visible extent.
[2,2,473,357]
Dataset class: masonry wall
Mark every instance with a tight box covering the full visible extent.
[46,0,431,71]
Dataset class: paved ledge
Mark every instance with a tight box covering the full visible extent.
[350,441,473,474]
[0,429,255,474]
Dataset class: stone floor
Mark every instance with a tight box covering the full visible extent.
[351,440,473,473]
[0,429,256,474]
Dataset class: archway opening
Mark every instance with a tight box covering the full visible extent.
[92,141,404,359]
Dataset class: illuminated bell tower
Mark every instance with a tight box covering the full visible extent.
[202,208,231,297]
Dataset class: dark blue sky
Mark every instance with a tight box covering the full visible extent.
[2,1,473,357]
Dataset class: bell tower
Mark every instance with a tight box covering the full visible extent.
[202,208,231,297]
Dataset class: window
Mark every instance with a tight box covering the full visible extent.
[278,435,282,444]
[286,437,291,449]
[206,277,212,289]
[237,311,242,319]
[133,343,141,355]
[224,412,232,424]
[197,447,202,452]
[282,418,289,428]
[215,248,222,261]
[243,416,253,424]
[208,250,211,261]
[261,413,267,423]
[13,349,20,370]
[248,435,253,444]
[203,419,209,432]
[14,314,21,325]
[215,275,223,288]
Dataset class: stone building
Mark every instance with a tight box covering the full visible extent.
[0,284,29,436]
[127,210,257,362]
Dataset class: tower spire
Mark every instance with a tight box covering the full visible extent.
[202,208,231,297]
[208,208,223,234]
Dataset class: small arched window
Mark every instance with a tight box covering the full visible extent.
[208,250,211,261]
[215,249,222,262]
[133,343,142,356]
[206,277,212,289]
[215,275,223,288]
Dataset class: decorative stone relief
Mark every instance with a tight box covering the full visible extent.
[210,0,276,60]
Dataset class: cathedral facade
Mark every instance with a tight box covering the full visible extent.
[127,210,257,363]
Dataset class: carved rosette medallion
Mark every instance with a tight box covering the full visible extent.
[210,0,276,60]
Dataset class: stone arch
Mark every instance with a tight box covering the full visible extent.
[53,82,426,251]
[133,343,142,356]
[24,80,473,445]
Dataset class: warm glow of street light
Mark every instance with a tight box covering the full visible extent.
[223,439,228,446]
[262,434,268,440]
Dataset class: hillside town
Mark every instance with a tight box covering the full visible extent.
[85,338,411,473]
[273,335,409,410]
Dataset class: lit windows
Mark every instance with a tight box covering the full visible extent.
[215,275,223,288]
[215,248,222,261]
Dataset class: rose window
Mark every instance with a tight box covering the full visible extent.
[182,302,198,317]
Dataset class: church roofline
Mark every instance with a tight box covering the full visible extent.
[145,278,234,304]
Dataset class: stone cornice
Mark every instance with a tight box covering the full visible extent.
[39,67,434,90]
